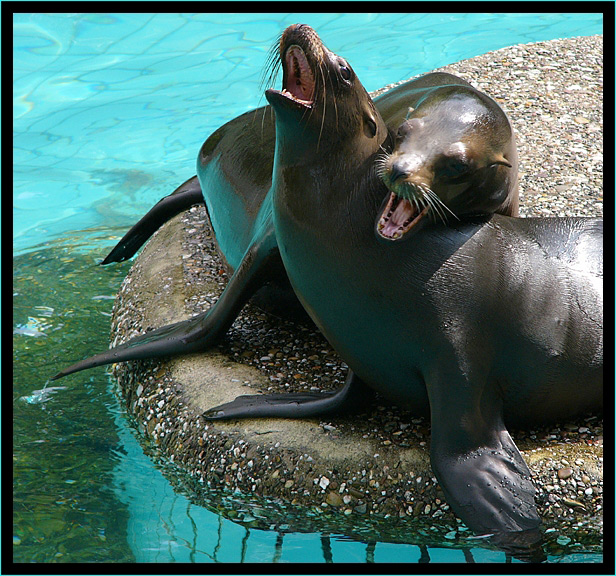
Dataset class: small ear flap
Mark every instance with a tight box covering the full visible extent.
[364,115,378,138]
[490,154,512,168]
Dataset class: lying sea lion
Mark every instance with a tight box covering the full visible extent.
[377,83,518,240]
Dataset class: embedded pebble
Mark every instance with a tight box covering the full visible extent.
[326,492,343,507]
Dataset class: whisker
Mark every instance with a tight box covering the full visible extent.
[375,154,390,179]
[259,106,272,140]
[253,34,282,130]
[424,187,459,224]
[259,35,282,92]
[420,191,432,216]
[410,191,422,215]
[317,61,328,152]
[426,188,459,221]
[421,186,446,224]
[423,191,444,224]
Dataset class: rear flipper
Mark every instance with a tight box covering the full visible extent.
[203,371,375,419]
[101,175,203,265]
[52,220,280,380]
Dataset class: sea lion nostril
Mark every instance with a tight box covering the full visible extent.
[388,164,408,183]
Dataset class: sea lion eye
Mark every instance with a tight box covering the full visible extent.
[396,121,412,140]
[444,157,470,178]
[338,60,352,81]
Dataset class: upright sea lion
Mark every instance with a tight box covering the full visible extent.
[53,25,402,370]
[196,24,602,548]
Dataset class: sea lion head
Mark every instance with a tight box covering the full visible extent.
[265,24,387,162]
[376,85,518,241]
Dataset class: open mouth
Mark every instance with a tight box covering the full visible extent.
[376,192,429,241]
[279,45,315,107]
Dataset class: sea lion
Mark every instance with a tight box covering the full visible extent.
[53,70,520,376]
[197,24,603,548]
[377,83,519,240]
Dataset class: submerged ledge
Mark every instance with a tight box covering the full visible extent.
[110,36,603,545]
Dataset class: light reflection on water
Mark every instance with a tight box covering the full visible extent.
[13,12,603,563]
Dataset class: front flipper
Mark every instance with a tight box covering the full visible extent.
[427,375,541,537]
[431,428,540,533]
[52,221,280,380]
[101,175,203,265]
[203,371,375,419]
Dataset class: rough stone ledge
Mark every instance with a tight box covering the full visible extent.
[109,36,603,547]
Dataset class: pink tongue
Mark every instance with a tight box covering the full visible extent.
[381,198,415,237]
[391,198,414,226]
[286,46,313,102]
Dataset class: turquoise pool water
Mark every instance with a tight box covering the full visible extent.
[13,12,603,564]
